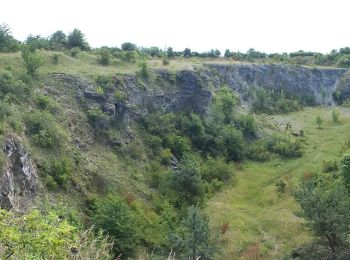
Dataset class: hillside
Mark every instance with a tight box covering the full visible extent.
[1,49,350,259]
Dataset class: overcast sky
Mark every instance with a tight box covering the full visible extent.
[1,0,350,54]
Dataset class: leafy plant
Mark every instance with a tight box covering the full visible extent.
[21,46,45,76]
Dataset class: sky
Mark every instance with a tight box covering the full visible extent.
[1,0,350,54]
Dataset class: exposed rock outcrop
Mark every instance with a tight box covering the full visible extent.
[0,135,38,211]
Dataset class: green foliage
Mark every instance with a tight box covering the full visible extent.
[275,180,286,195]
[340,154,350,191]
[170,160,204,206]
[201,157,234,184]
[316,115,323,129]
[251,88,301,114]
[235,114,256,136]
[91,195,140,255]
[264,133,304,158]
[39,157,72,189]
[25,110,66,148]
[114,90,127,101]
[160,148,173,165]
[97,47,111,65]
[0,24,20,52]
[69,47,80,57]
[213,86,237,124]
[67,28,89,50]
[21,46,45,76]
[332,109,340,124]
[51,53,60,64]
[121,42,137,51]
[322,159,339,173]
[137,57,149,78]
[222,126,244,161]
[295,173,350,254]
[165,133,191,158]
[0,72,32,101]
[174,205,220,259]
[34,93,58,113]
[0,209,113,259]
[337,55,350,67]
[25,34,50,50]
[49,30,67,50]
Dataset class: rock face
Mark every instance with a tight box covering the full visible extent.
[49,64,350,131]
[0,135,37,211]
[204,64,348,105]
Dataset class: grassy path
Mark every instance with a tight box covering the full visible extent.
[206,107,350,259]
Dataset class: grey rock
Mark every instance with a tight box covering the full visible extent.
[0,135,38,212]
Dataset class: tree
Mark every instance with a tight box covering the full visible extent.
[0,24,19,52]
[49,30,67,50]
[25,34,49,50]
[91,195,139,256]
[224,49,233,58]
[295,173,350,254]
[183,48,192,57]
[67,28,89,50]
[167,47,175,58]
[332,109,340,124]
[21,46,45,76]
[170,160,204,205]
[97,47,111,65]
[121,42,137,51]
[316,115,323,129]
[340,154,350,191]
[176,205,219,259]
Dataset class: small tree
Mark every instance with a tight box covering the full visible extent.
[67,28,89,50]
[176,205,219,260]
[295,173,350,254]
[332,109,340,124]
[121,42,137,51]
[98,47,111,65]
[21,47,45,76]
[137,57,149,78]
[183,48,192,57]
[316,115,323,129]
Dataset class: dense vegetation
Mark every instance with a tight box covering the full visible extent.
[1,23,350,259]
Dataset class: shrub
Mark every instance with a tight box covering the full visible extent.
[0,73,32,101]
[165,133,191,158]
[114,90,127,101]
[316,115,323,129]
[91,195,140,256]
[222,126,244,161]
[69,47,80,57]
[0,209,113,259]
[170,160,204,205]
[25,111,65,148]
[51,53,59,64]
[264,133,304,158]
[137,57,149,78]
[39,157,72,189]
[322,159,339,173]
[201,157,234,183]
[121,42,137,51]
[0,24,20,52]
[236,114,256,136]
[160,148,172,165]
[275,180,286,195]
[21,47,45,76]
[49,30,67,50]
[98,47,111,65]
[332,109,340,124]
[67,28,89,50]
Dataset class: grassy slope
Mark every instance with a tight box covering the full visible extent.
[206,107,350,259]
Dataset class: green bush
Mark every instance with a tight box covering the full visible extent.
[25,111,65,148]
[165,133,191,158]
[21,47,45,76]
[222,126,244,161]
[39,157,72,189]
[114,90,127,101]
[160,148,172,165]
[0,73,32,101]
[264,133,304,158]
[137,57,149,78]
[0,209,113,259]
[69,47,80,57]
[98,47,111,65]
[91,195,140,256]
[67,28,89,50]
[201,157,234,183]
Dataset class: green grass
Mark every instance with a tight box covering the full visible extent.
[206,107,350,259]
